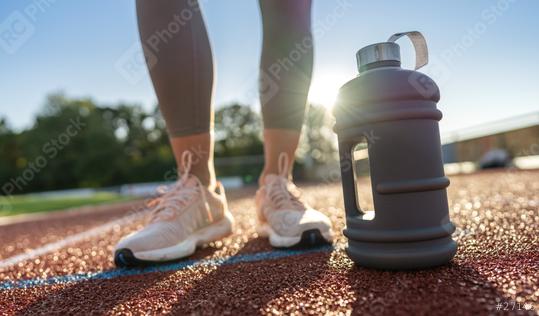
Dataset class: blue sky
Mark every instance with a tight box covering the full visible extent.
[0,0,537,134]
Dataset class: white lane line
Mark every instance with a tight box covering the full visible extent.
[0,210,147,271]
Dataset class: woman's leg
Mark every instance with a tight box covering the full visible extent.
[115,1,233,267]
[136,0,216,189]
[255,1,332,248]
[258,0,313,183]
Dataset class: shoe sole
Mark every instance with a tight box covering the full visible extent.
[257,224,333,248]
[115,211,235,267]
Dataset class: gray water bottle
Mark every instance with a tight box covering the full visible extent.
[333,31,457,270]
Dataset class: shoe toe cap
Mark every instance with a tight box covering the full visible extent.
[299,208,333,235]
[114,231,145,254]
[114,224,172,254]
[268,208,333,238]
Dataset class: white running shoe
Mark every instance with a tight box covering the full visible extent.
[255,153,334,248]
[114,151,234,267]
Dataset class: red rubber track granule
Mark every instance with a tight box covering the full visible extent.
[0,170,537,315]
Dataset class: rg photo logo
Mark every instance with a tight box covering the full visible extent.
[0,11,36,54]
[408,56,452,98]
[258,70,279,107]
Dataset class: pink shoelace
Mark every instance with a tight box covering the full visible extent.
[266,153,306,211]
[148,151,213,222]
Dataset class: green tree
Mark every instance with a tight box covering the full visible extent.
[1,95,340,194]
[0,118,20,192]
[214,103,264,182]
[4,93,175,194]
[214,103,263,156]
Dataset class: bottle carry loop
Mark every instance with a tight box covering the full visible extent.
[388,31,429,70]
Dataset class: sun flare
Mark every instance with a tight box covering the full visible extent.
[307,74,350,109]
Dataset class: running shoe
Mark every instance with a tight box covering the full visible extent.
[255,153,333,248]
[114,151,234,267]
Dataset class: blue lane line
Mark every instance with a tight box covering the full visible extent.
[0,246,332,290]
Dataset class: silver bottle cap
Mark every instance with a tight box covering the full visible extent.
[356,42,401,72]
[356,31,429,73]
